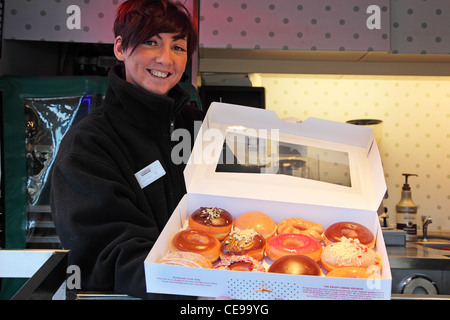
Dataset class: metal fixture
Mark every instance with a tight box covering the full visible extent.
[421,216,433,242]
[400,274,438,295]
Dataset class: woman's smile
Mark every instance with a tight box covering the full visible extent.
[148,69,170,78]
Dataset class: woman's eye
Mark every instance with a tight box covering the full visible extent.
[144,40,157,46]
[173,45,187,52]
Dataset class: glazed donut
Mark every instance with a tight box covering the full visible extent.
[233,211,277,239]
[266,233,323,262]
[188,207,233,240]
[171,229,220,262]
[220,228,266,260]
[159,252,213,269]
[268,255,321,276]
[326,266,379,279]
[321,237,382,271]
[215,255,265,272]
[324,221,375,248]
[277,217,324,241]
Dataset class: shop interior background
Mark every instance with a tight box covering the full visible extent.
[0,0,449,250]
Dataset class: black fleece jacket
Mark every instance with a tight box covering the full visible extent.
[50,65,204,299]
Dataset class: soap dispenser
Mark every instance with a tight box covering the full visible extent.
[396,173,418,241]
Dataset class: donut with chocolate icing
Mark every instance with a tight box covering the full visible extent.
[220,228,266,260]
[268,255,321,276]
[171,229,220,262]
[324,221,375,248]
[188,207,233,240]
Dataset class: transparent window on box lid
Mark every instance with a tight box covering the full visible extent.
[215,131,351,188]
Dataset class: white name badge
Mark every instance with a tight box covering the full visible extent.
[135,160,166,189]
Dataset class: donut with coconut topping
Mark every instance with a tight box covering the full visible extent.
[321,237,381,271]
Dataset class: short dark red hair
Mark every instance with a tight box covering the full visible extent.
[114,0,198,61]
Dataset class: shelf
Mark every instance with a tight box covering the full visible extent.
[199,48,450,76]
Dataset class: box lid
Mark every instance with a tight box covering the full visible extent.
[184,102,386,212]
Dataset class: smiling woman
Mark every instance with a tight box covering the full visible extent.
[112,0,197,96]
[50,0,204,300]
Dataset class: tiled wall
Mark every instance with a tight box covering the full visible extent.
[3,0,195,43]
[6,0,449,54]
[257,74,450,230]
[200,0,449,54]
[199,0,390,51]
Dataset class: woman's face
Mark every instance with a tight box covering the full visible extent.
[114,33,188,96]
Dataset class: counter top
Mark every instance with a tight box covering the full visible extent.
[386,230,450,270]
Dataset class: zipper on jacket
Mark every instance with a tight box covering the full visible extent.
[170,118,175,136]
[169,87,190,148]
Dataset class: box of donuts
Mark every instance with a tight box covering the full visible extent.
[144,102,391,300]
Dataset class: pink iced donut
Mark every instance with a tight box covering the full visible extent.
[266,233,323,262]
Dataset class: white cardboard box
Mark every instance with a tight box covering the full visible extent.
[144,102,391,300]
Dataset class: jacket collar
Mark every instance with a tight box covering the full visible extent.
[105,64,190,131]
